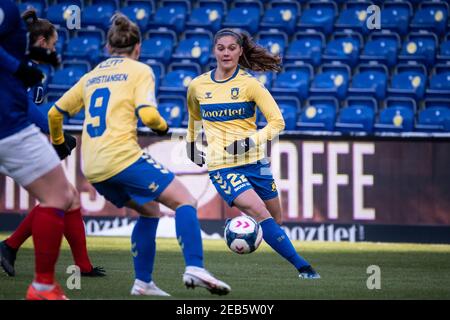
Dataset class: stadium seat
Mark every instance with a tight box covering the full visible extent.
[149,0,190,34]
[65,28,104,65]
[310,63,351,100]
[335,1,373,35]
[271,62,313,101]
[121,0,155,31]
[374,105,415,133]
[222,2,262,35]
[273,96,301,130]
[322,31,363,67]
[437,34,450,63]
[172,30,213,66]
[90,0,119,10]
[284,30,325,66]
[158,65,199,96]
[259,0,301,35]
[139,59,165,95]
[381,1,412,35]
[297,1,337,35]
[248,71,275,90]
[426,64,450,99]
[416,107,450,132]
[360,31,401,67]
[335,97,377,133]
[156,95,186,128]
[348,63,388,100]
[53,0,82,6]
[256,30,288,57]
[410,1,449,36]
[45,3,72,27]
[399,32,438,67]
[19,1,45,17]
[82,3,116,31]
[48,65,87,94]
[388,63,427,101]
[55,26,69,57]
[141,29,177,64]
[186,0,226,33]
[296,96,338,132]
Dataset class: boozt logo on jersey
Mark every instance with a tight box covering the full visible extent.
[230,87,240,100]
[201,102,255,121]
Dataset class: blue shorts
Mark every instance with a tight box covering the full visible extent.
[93,153,175,208]
[209,159,278,207]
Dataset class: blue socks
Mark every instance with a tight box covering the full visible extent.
[131,216,159,283]
[175,205,204,268]
[260,218,310,270]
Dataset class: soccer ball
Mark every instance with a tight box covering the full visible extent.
[224,215,263,254]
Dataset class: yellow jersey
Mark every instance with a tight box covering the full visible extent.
[54,57,158,183]
[187,66,285,171]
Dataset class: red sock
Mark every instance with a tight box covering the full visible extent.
[5,209,36,250]
[31,206,65,285]
[64,208,92,273]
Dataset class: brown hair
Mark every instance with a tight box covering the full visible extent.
[107,13,141,55]
[214,28,282,72]
[21,9,56,45]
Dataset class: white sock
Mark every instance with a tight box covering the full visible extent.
[32,282,55,291]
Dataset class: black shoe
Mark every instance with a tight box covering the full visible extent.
[0,241,17,277]
[298,265,321,279]
[81,266,106,277]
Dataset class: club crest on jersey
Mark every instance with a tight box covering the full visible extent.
[230,87,240,100]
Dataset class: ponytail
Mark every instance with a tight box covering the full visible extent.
[21,9,56,45]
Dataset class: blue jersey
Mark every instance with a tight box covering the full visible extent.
[27,61,50,134]
[0,0,31,140]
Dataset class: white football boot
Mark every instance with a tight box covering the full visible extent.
[183,266,231,296]
[130,279,171,297]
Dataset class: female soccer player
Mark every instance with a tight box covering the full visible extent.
[186,28,320,279]
[0,9,105,279]
[47,13,230,296]
[0,0,75,300]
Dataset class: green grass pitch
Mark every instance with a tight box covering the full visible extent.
[1,233,450,300]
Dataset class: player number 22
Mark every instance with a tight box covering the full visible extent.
[87,87,111,138]
[227,173,248,187]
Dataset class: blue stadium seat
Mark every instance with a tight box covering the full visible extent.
[259,0,301,35]
[284,30,325,66]
[381,1,412,35]
[348,63,388,100]
[322,31,363,67]
[141,28,177,64]
[399,32,438,67]
[360,31,401,67]
[48,65,87,94]
[426,64,450,99]
[388,63,427,101]
[158,65,199,96]
[374,105,415,133]
[411,1,449,36]
[416,107,450,132]
[437,34,450,63]
[19,1,45,17]
[248,71,275,89]
[65,28,104,65]
[297,96,338,131]
[271,62,313,101]
[149,0,190,34]
[335,97,377,133]
[121,0,155,31]
[222,4,261,35]
[53,0,82,6]
[335,1,373,35]
[186,0,226,33]
[139,59,165,95]
[297,1,337,35]
[156,95,186,128]
[310,63,351,100]
[82,3,116,31]
[257,95,299,130]
[256,30,288,57]
[172,30,213,66]
[45,3,72,26]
